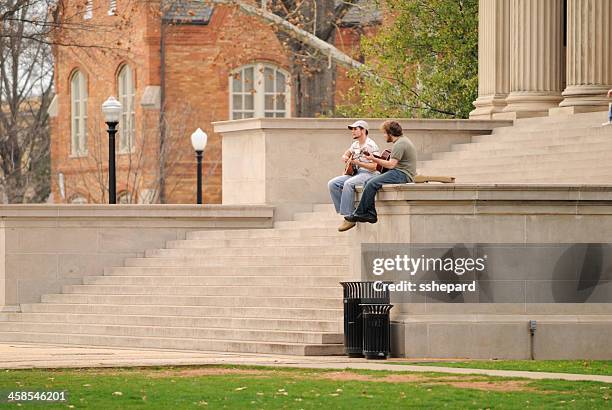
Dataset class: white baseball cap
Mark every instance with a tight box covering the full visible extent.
[348,120,369,131]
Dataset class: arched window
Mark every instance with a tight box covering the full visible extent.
[117,64,135,152]
[70,70,88,156]
[230,63,290,119]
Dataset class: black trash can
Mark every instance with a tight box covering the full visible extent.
[340,282,390,357]
[361,303,393,360]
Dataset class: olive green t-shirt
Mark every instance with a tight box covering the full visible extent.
[390,136,417,179]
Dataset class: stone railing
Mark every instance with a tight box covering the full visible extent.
[213,118,512,220]
[0,204,273,311]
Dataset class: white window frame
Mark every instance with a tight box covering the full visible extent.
[70,70,88,157]
[117,64,135,153]
[108,0,117,15]
[84,0,93,19]
[229,63,291,120]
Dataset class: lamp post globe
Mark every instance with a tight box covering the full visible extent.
[191,128,208,205]
[102,96,122,123]
[101,96,122,204]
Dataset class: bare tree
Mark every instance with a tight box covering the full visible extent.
[0,0,54,203]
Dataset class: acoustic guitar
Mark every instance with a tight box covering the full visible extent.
[363,149,392,173]
[344,149,363,176]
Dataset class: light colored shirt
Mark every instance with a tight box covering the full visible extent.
[349,137,380,172]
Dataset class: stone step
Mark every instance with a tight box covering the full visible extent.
[421,162,612,180]
[62,284,343,298]
[123,255,348,267]
[420,158,612,177]
[426,168,612,185]
[421,149,612,170]
[187,227,342,240]
[167,236,350,249]
[432,140,612,160]
[40,293,344,309]
[292,211,339,221]
[20,303,343,320]
[4,312,342,332]
[453,132,612,152]
[312,204,337,213]
[0,331,344,356]
[85,275,343,287]
[472,125,611,143]
[105,265,349,277]
[492,111,607,132]
[273,220,340,229]
[0,321,342,344]
[146,245,350,258]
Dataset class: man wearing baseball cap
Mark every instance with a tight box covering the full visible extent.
[328,120,380,232]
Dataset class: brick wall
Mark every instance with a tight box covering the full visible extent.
[50,1,373,204]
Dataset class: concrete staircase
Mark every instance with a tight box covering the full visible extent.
[0,204,349,356]
[418,111,612,183]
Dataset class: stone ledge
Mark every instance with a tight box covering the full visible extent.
[213,117,513,133]
[0,204,274,219]
[357,183,612,203]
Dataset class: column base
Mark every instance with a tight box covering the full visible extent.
[549,105,609,117]
[469,94,508,119]
[560,85,612,109]
[501,91,563,119]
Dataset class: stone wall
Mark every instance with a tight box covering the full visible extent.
[348,184,612,359]
[0,205,273,311]
[214,118,511,220]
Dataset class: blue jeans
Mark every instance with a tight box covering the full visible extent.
[328,169,376,216]
[353,169,411,219]
[609,103,612,122]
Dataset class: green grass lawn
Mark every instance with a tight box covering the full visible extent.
[0,365,610,409]
[388,360,612,376]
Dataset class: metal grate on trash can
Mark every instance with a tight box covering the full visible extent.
[340,282,390,357]
[361,303,393,360]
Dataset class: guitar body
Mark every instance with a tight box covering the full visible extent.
[374,149,392,173]
[344,151,357,176]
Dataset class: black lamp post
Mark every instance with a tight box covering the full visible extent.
[101,96,122,204]
[190,128,208,204]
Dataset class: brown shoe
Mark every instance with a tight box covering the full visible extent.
[338,220,356,232]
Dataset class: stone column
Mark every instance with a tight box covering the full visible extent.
[470,0,511,119]
[502,0,565,118]
[560,0,612,110]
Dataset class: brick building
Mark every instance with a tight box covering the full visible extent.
[48,0,380,204]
